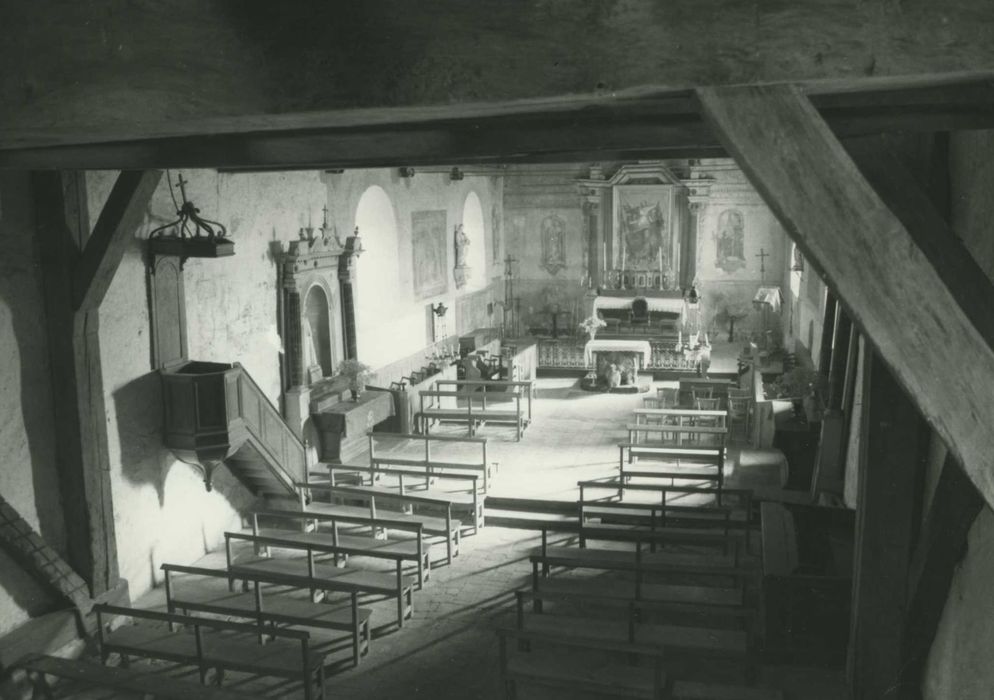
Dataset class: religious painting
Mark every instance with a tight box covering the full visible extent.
[540,214,567,275]
[714,208,746,273]
[411,210,447,298]
[612,185,677,280]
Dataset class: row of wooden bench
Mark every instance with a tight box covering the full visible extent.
[20,459,497,700]
[490,423,781,700]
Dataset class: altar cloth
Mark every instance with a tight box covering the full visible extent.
[584,339,653,366]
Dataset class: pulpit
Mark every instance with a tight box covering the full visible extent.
[582,339,652,393]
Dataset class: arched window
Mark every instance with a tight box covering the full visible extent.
[354,185,404,367]
[461,191,487,291]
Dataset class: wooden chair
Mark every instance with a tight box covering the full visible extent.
[630,297,650,330]
[656,387,679,408]
[727,396,752,443]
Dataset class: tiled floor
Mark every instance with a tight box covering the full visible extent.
[121,375,848,700]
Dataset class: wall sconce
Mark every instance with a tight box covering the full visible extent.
[432,302,448,317]
[450,167,464,181]
[399,167,416,178]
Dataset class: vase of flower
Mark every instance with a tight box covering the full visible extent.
[578,314,607,341]
[337,359,372,401]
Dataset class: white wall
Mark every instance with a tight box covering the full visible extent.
[88,169,325,598]
[327,170,501,370]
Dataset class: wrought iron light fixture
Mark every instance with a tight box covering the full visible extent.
[148,173,234,266]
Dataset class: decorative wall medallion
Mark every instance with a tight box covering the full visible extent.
[714,208,746,273]
[412,210,448,298]
[540,214,567,276]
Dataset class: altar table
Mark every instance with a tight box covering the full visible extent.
[312,388,395,463]
[583,339,652,367]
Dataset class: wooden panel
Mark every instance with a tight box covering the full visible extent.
[149,256,187,369]
[697,83,994,510]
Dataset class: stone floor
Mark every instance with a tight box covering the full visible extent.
[121,374,848,700]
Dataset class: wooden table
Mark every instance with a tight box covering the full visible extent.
[312,389,394,463]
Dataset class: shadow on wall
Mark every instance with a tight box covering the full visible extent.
[0,173,66,551]
[112,372,171,506]
[111,371,256,514]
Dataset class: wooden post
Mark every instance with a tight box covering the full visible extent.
[847,350,927,699]
[32,169,161,596]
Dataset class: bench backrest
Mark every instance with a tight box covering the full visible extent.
[296,480,457,508]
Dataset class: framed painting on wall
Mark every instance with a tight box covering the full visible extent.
[612,185,678,280]
[412,210,448,298]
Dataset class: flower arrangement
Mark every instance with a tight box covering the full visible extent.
[337,359,372,399]
[578,314,607,339]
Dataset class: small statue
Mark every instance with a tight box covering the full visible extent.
[454,224,470,268]
[605,363,622,392]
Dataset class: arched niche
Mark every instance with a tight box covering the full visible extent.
[460,191,487,291]
[303,283,333,377]
[354,185,402,367]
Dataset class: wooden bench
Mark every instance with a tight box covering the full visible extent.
[512,592,753,665]
[224,531,415,629]
[93,604,325,700]
[531,574,746,611]
[252,508,431,588]
[579,478,753,515]
[297,482,462,565]
[12,652,260,700]
[368,432,494,492]
[627,422,728,447]
[577,500,737,555]
[633,408,728,430]
[578,479,754,552]
[619,438,726,491]
[495,625,669,700]
[435,378,534,418]
[329,459,486,500]
[531,546,755,594]
[418,388,527,441]
[314,475,483,533]
[161,563,371,668]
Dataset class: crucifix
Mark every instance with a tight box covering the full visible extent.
[503,255,519,338]
[756,247,770,283]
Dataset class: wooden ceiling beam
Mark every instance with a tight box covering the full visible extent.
[696,83,994,510]
[0,72,992,170]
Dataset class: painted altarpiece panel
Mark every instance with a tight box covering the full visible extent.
[411,210,448,298]
[612,185,679,284]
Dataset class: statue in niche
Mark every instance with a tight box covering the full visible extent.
[302,320,322,382]
[540,214,567,276]
[715,208,746,273]
[454,224,471,288]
